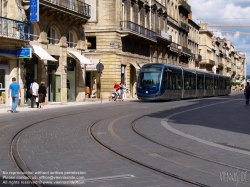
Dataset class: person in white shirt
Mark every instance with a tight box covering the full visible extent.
[30,79,39,108]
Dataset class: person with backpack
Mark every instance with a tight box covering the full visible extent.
[244,82,250,105]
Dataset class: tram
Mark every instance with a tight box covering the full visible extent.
[136,63,231,100]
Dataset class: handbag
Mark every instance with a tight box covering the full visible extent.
[35,97,39,102]
[29,83,33,95]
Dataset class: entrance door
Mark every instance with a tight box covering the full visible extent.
[48,71,61,102]
[0,65,9,105]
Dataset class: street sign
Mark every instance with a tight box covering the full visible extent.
[30,0,39,22]
[96,62,104,73]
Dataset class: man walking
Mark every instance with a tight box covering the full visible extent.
[245,82,250,105]
[8,77,21,113]
[30,79,39,108]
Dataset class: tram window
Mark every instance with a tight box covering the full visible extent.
[197,75,203,90]
[177,73,182,89]
[172,73,182,90]
[161,70,167,91]
[214,78,218,89]
[168,72,173,89]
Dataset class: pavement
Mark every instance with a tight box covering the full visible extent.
[0,97,138,114]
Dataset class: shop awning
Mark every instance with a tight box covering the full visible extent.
[86,59,100,71]
[29,45,57,61]
[129,62,140,70]
[68,50,92,65]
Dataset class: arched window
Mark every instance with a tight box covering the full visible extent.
[47,27,59,44]
[67,31,76,48]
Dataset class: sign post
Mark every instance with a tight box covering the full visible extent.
[96,62,104,103]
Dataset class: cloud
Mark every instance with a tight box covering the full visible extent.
[189,0,250,74]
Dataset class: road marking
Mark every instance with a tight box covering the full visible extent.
[161,99,250,156]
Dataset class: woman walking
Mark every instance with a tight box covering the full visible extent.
[38,81,47,108]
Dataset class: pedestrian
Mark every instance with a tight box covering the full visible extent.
[120,82,128,101]
[38,81,47,108]
[30,79,39,108]
[114,82,120,91]
[8,77,21,113]
[244,82,250,105]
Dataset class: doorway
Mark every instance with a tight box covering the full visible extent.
[48,64,61,102]
[0,65,9,105]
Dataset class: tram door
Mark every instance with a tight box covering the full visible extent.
[0,65,9,105]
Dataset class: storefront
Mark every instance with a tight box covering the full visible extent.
[22,56,38,105]
[86,59,100,98]
[0,64,9,106]
[47,60,61,103]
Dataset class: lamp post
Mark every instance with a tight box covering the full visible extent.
[96,62,104,103]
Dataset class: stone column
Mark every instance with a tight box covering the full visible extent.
[59,37,68,103]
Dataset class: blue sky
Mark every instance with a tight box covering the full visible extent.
[189,0,250,76]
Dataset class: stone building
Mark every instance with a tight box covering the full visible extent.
[0,0,30,106]
[0,0,91,108]
[85,0,171,98]
[188,15,201,69]
[198,22,246,82]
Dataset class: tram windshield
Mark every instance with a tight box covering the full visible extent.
[137,68,161,90]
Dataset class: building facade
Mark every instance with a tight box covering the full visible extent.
[0,0,91,107]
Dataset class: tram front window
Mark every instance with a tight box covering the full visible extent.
[137,72,160,90]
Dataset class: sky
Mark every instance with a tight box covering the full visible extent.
[188,0,250,76]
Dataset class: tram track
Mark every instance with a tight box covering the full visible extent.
[89,106,250,186]
[7,97,249,186]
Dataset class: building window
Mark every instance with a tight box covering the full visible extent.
[67,31,76,48]
[87,37,96,50]
[47,27,59,44]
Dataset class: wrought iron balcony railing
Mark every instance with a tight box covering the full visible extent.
[209,59,215,65]
[155,29,172,41]
[182,46,192,55]
[0,16,30,40]
[43,0,90,17]
[120,21,155,40]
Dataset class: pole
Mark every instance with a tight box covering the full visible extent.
[84,66,86,102]
[100,73,102,103]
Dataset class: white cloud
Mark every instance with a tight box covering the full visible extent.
[189,0,250,72]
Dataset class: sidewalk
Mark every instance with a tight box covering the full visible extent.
[0,97,138,114]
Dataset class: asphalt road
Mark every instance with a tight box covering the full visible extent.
[0,92,249,187]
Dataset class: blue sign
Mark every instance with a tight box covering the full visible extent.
[17,48,32,58]
[30,0,39,22]
[0,49,16,56]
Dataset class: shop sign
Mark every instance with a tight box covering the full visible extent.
[17,48,32,58]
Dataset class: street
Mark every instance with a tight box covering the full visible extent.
[0,92,249,187]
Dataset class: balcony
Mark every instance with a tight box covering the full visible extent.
[200,59,216,65]
[168,42,180,53]
[155,29,172,42]
[179,21,189,32]
[178,0,192,13]
[182,46,192,56]
[0,16,30,41]
[38,0,90,23]
[120,21,156,42]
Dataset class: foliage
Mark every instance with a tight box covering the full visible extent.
[230,81,244,87]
